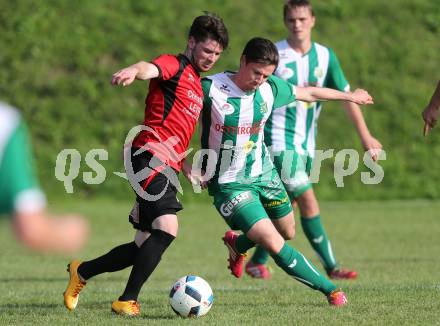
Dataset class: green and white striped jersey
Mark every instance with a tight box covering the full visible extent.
[0,103,20,164]
[0,102,46,215]
[264,40,349,157]
[201,72,296,188]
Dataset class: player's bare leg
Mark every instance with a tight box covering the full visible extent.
[246,212,296,279]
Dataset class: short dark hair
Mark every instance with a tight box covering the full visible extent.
[189,12,229,50]
[242,37,279,67]
[283,0,314,21]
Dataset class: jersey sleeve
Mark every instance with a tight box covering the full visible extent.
[324,48,350,92]
[201,77,213,98]
[151,54,180,81]
[200,77,213,151]
[268,75,297,108]
[0,122,46,215]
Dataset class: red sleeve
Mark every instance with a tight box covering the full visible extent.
[151,54,180,81]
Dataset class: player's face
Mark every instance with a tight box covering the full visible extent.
[284,6,315,42]
[237,59,276,91]
[189,37,223,72]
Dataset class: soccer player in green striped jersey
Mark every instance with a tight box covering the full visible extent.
[0,102,88,253]
[190,37,373,305]
[247,0,383,280]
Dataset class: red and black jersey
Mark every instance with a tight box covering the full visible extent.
[133,54,203,171]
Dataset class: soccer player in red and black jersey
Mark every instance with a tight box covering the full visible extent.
[64,13,228,316]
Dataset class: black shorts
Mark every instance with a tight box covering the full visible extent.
[127,148,183,232]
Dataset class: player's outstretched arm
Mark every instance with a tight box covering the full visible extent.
[295,87,374,105]
[13,211,89,254]
[111,61,160,87]
[422,80,440,136]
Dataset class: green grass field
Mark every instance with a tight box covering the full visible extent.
[1,199,440,325]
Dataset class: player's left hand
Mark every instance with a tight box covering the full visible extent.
[361,135,382,161]
[422,105,439,136]
[351,89,374,105]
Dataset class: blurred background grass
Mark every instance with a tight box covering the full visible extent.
[0,0,439,201]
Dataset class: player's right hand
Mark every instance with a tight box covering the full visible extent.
[422,105,439,136]
[182,161,209,190]
[111,67,138,87]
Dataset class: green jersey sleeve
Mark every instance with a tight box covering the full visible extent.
[324,48,349,91]
[201,77,212,98]
[268,75,297,108]
[0,121,46,215]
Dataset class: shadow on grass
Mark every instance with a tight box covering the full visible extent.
[0,303,59,309]
[0,300,108,309]
[139,314,176,320]
[0,300,180,320]
[0,276,129,283]
[0,277,67,283]
[216,300,323,309]
[359,257,438,263]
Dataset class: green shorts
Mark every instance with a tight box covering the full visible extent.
[212,171,292,233]
[271,150,313,200]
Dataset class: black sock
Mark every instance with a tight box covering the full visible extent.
[119,229,175,301]
[78,241,138,280]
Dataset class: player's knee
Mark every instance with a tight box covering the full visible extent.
[151,229,176,250]
[298,190,320,216]
[134,230,151,247]
[258,236,284,255]
[280,227,295,240]
[276,213,296,240]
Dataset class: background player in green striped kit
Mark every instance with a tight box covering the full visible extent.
[0,102,88,253]
[246,0,383,280]
[190,37,373,305]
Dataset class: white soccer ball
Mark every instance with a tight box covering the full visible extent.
[169,275,213,318]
